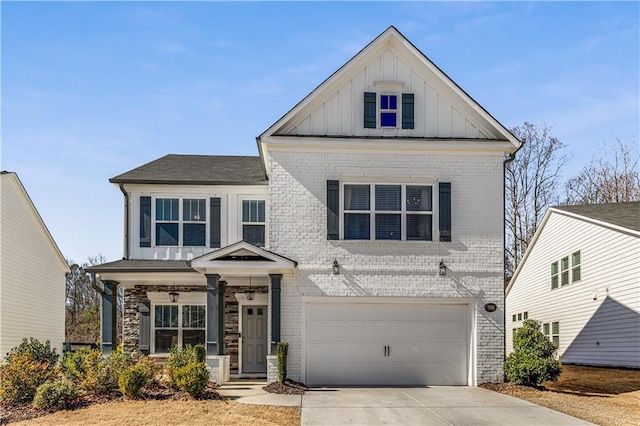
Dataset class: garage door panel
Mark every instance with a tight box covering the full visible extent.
[305,302,470,386]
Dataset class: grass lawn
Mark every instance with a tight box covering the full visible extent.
[9,400,300,426]
[482,365,640,426]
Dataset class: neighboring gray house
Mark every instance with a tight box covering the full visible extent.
[0,171,70,357]
[89,27,521,385]
[506,202,640,368]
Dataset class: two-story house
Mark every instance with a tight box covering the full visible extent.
[89,26,521,386]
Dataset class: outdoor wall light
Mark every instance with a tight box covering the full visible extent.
[439,261,447,276]
[168,290,179,303]
[245,277,256,301]
[332,259,340,275]
[484,303,498,312]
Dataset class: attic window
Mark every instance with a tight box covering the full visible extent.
[380,95,398,127]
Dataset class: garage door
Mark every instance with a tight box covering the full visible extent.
[305,302,469,386]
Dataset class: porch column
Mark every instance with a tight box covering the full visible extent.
[101,280,118,354]
[205,274,225,355]
[269,274,282,354]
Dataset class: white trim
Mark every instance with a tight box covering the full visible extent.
[235,292,268,374]
[373,81,406,89]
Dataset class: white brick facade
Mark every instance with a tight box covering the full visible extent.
[268,150,506,384]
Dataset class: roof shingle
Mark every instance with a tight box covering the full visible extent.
[554,201,640,232]
[110,154,267,185]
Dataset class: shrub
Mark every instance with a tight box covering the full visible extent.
[62,348,132,394]
[0,353,57,403]
[132,355,162,386]
[166,345,204,387]
[505,319,562,386]
[118,364,150,399]
[5,338,59,366]
[277,342,289,383]
[173,361,210,398]
[33,379,79,410]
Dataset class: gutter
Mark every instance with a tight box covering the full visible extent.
[502,150,517,379]
[118,183,129,260]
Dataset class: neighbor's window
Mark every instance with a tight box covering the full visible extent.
[154,304,205,353]
[561,256,570,286]
[512,314,517,322]
[543,322,550,336]
[551,322,560,348]
[551,261,559,289]
[523,311,528,320]
[343,183,432,241]
[242,200,266,247]
[380,94,398,127]
[572,250,581,282]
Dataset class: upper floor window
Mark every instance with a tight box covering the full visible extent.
[342,183,432,241]
[551,250,581,289]
[363,92,414,129]
[571,251,581,282]
[242,200,265,247]
[155,198,206,247]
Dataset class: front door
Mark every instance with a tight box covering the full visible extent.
[242,305,267,373]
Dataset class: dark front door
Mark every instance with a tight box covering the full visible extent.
[242,305,267,373]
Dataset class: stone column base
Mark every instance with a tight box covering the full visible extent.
[267,355,278,384]
[206,355,230,384]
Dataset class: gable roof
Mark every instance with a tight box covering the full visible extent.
[110,154,267,185]
[506,201,640,296]
[1,171,70,273]
[258,26,521,148]
[554,202,640,232]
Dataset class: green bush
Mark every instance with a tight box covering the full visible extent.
[33,379,79,410]
[505,319,562,386]
[173,361,210,398]
[132,355,161,386]
[166,345,205,387]
[118,364,150,399]
[62,348,133,394]
[0,353,57,403]
[276,342,289,383]
[4,338,59,366]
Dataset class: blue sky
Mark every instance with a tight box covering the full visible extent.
[2,2,638,263]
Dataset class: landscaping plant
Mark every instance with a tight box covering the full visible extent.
[173,361,210,398]
[505,319,562,386]
[276,342,289,383]
[166,344,206,388]
[33,379,79,410]
[118,364,151,399]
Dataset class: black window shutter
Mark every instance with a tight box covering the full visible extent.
[327,180,339,240]
[402,93,415,129]
[138,302,150,354]
[210,197,221,248]
[140,196,151,247]
[439,182,451,242]
[364,92,377,129]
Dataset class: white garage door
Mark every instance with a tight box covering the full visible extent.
[305,302,469,386]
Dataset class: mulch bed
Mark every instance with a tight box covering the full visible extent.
[263,379,308,395]
[0,383,223,424]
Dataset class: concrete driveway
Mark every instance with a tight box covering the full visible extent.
[301,387,594,426]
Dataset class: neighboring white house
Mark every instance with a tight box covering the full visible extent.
[506,202,640,368]
[89,26,522,386]
[0,171,70,358]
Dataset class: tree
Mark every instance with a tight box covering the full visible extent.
[563,138,640,205]
[505,122,566,280]
[505,319,562,386]
[65,255,122,344]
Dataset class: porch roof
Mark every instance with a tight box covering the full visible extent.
[86,259,195,273]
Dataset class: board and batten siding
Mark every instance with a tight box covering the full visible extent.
[0,174,68,357]
[506,212,640,368]
[278,43,500,140]
[124,184,269,260]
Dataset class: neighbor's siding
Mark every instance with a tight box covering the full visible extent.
[268,149,506,384]
[506,212,640,368]
[0,175,67,357]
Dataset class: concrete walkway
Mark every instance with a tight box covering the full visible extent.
[217,382,594,426]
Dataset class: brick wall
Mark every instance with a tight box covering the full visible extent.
[267,150,506,384]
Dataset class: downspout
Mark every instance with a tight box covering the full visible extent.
[118,183,129,260]
[502,151,516,379]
